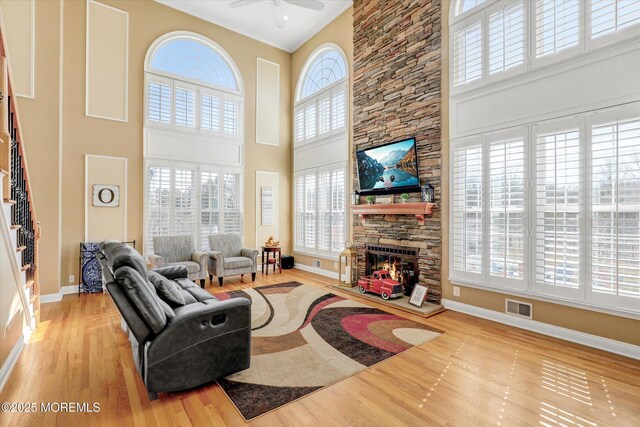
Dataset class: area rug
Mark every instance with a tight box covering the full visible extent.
[215,282,443,420]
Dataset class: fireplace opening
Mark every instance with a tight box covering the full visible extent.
[365,244,418,296]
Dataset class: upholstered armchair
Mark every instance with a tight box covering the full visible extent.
[149,235,208,288]
[207,234,258,286]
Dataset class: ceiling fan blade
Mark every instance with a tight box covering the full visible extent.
[229,0,263,8]
[283,0,325,11]
[274,1,286,28]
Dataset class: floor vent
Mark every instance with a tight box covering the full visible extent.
[505,299,532,319]
[313,259,321,268]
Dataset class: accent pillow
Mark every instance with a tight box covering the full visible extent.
[157,297,176,320]
[148,271,186,307]
[116,266,166,334]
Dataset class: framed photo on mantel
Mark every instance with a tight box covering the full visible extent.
[409,284,428,307]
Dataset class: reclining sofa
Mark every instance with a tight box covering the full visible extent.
[97,240,251,400]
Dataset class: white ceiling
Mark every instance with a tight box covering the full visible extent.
[155,0,352,53]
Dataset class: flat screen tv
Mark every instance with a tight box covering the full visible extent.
[356,137,420,195]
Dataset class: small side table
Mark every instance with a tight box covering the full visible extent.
[261,246,282,275]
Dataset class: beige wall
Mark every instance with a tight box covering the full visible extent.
[85,155,127,242]
[290,8,353,275]
[53,0,292,289]
[439,0,639,346]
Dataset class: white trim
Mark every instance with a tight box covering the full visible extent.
[85,0,129,122]
[3,0,36,99]
[255,58,280,146]
[255,171,279,250]
[294,263,339,280]
[442,299,640,360]
[40,285,78,304]
[0,335,24,392]
[295,43,349,103]
[84,155,128,242]
[58,0,64,303]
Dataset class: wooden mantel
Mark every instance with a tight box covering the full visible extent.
[349,202,435,225]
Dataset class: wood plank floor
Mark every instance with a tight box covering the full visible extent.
[1,269,639,426]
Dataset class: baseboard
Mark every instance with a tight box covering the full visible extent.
[442,299,640,360]
[40,285,79,304]
[0,335,24,392]
[294,263,339,280]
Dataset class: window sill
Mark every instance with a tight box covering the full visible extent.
[448,277,640,320]
[293,249,340,260]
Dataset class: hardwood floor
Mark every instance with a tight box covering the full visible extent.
[2,269,639,426]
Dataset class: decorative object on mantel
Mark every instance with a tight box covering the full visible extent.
[351,192,360,205]
[92,184,120,207]
[365,195,376,204]
[338,241,358,287]
[350,202,436,225]
[421,183,435,203]
[400,193,410,203]
[409,284,429,307]
[264,235,280,247]
[376,195,394,204]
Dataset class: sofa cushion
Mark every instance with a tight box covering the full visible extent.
[157,297,176,320]
[148,271,186,307]
[105,244,148,280]
[185,286,217,303]
[116,266,166,334]
[164,261,201,274]
[175,278,196,289]
[224,256,253,270]
[179,290,198,305]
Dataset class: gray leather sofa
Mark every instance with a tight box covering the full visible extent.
[97,240,251,400]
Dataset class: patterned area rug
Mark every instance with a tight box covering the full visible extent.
[215,282,443,420]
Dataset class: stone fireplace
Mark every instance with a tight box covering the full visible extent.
[353,0,442,303]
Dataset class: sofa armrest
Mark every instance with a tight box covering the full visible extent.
[153,265,188,280]
[147,298,251,361]
[148,254,166,269]
[192,251,208,273]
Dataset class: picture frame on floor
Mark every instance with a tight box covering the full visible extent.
[409,284,428,307]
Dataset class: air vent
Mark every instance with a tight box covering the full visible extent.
[505,299,532,319]
[313,259,321,268]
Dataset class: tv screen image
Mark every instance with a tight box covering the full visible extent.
[356,137,419,194]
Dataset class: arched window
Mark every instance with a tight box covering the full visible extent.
[450,0,640,90]
[449,1,640,314]
[143,32,244,255]
[293,45,349,255]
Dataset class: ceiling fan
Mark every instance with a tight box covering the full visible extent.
[229,0,325,29]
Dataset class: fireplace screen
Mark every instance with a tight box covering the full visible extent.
[365,244,418,294]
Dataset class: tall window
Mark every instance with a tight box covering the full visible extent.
[144,33,243,256]
[294,46,348,256]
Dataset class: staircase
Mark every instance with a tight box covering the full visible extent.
[0,21,41,329]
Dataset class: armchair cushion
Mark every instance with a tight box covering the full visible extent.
[153,235,196,262]
[148,271,185,307]
[208,234,243,258]
[224,257,253,270]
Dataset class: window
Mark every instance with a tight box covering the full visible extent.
[294,165,346,255]
[294,45,348,256]
[450,0,640,90]
[450,105,640,314]
[144,33,244,256]
[145,161,242,255]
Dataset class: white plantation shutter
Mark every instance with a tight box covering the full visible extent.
[591,0,640,38]
[305,103,317,140]
[453,21,483,86]
[147,80,171,125]
[535,128,581,291]
[223,173,242,235]
[199,170,220,250]
[145,162,242,256]
[331,86,347,131]
[201,93,221,133]
[223,98,240,136]
[331,168,346,252]
[146,165,172,254]
[489,1,525,75]
[304,173,317,248]
[535,0,581,58]
[489,138,526,281]
[175,86,195,128]
[294,107,305,143]
[318,95,331,136]
[591,118,640,299]
[294,174,305,247]
[317,169,332,251]
[452,144,483,275]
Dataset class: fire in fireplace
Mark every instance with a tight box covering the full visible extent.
[365,244,418,296]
